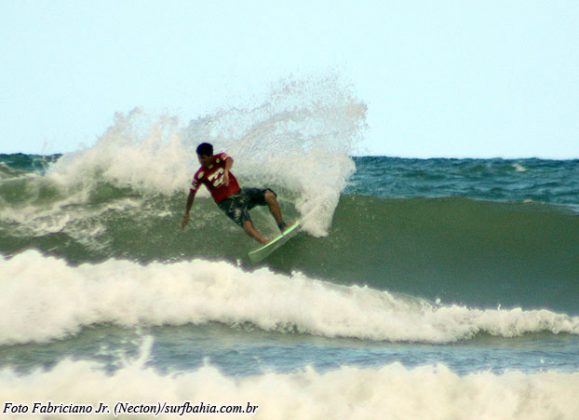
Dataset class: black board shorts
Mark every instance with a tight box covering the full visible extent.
[217,188,276,227]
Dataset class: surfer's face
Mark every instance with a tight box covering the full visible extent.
[197,154,213,167]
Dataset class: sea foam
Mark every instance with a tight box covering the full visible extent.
[1,251,577,346]
[1,338,578,420]
[42,76,365,237]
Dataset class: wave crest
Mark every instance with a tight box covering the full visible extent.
[1,251,577,346]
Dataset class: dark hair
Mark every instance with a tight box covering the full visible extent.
[196,143,213,156]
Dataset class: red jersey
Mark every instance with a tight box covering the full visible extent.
[190,152,241,203]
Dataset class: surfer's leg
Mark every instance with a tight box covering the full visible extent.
[242,220,268,244]
[264,190,287,232]
[242,188,287,232]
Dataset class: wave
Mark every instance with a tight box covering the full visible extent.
[0,80,576,315]
[300,195,579,313]
[1,338,578,420]
[1,251,577,346]
[23,76,364,238]
[1,179,577,312]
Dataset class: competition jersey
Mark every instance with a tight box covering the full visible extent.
[190,152,241,203]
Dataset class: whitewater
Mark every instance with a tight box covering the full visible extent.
[1,78,578,419]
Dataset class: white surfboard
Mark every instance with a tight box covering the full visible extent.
[248,221,301,263]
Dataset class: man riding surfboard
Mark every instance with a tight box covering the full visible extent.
[181,143,287,244]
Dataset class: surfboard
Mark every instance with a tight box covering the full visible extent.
[248,221,301,263]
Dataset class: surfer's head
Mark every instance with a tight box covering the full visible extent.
[196,143,214,167]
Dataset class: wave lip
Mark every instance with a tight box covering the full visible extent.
[1,251,578,346]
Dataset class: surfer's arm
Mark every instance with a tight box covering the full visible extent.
[181,189,196,229]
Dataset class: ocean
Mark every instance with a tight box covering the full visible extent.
[0,91,578,419]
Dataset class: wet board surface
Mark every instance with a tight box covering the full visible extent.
[248,221,301,263]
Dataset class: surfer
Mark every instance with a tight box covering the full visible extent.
[181,143,287,244]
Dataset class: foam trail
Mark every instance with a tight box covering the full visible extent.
[1,341,578,420]
[40,76,365,236]
[1,251,578,346]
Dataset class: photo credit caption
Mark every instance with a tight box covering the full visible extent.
[3,401,260,416]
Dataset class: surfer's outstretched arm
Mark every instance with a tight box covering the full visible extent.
[181,189,196,229]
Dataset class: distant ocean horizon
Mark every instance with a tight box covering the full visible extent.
[3,149,578,160]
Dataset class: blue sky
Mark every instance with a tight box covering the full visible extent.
[1,0,577,158]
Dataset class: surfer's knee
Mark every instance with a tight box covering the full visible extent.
[264,189,277,203]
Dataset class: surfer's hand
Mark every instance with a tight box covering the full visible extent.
[181,213,190,230]
[223,171,230,186]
